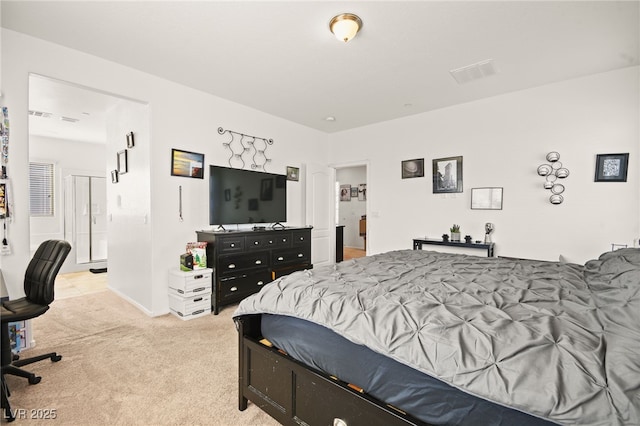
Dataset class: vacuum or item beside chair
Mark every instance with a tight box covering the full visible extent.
[1,240,71,422]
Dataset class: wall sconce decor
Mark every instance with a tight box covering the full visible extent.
[537,151,569,204]
[218,127,273,171]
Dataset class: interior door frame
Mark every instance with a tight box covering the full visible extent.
[330,160,370,254]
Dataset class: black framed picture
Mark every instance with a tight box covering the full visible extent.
[126,131,135,148]
[111,170,119,184]
[171,149,204,178]
[433,156,463,193]
[594,153,629,182]
[117,149,128,175]
[340,184,351,201]
[401,158,424,179]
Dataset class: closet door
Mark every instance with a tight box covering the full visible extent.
[89,176,107,262]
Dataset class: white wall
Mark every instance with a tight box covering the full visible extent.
[1,29,328,315]
[28,135,106,253]
[336,167,366,248]
[328,67,640,264]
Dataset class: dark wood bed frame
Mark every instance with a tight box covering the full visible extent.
[236,314,430,426]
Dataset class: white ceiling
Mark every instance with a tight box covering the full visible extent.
[4,0,639,142]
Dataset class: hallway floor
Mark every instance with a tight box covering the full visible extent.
[56,271,108,300]
[344,247,366,260]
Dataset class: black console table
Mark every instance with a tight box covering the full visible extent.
[413,238,495,257]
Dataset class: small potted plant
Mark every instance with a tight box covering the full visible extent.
[450,224,461,242]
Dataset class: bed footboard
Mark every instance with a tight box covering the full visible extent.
[236,314,427,426]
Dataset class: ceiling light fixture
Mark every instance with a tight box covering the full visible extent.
[329,13,362,43]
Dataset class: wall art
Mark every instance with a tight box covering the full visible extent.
[171,149,204,179]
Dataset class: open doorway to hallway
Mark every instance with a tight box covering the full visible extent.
[336,165,367,261]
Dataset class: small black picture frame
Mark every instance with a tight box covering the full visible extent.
[117,149,128,175]
[594,153,629,182]
[171,149,204,179]
[111,170,119,184]
[286,166,300,181]
[401,158,424,179]
[126,131,135,148]
[433,156,463,193]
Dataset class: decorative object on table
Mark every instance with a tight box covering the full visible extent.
[594,153,629,182]
[471,187,503,210]
[117,149,128,175]
[358,183,367,201]
[171,148,204,178]
[484,222,494,244]
[464,235,472,243]
[433,156,463,193]
[340,184,351,201]
[218,127,273,171]
[110,170,119,184]
[180,253,193,271]
[442,234,449,242]
[286,166,299,181]
[126,131,135,148]
[450,224,461,242]
[537,151,569,204]
[402,158,424,179]
[185,242,207,269]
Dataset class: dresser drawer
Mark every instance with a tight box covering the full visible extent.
[218,237,245,253]
[272,248,310,266]
[246,234,290,250]
[219,251,270,274]
[219,271,271,302]
[291,230,310,247]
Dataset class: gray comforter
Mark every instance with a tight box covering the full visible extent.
[234,248,640,425]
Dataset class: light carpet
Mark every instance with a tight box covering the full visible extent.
[4,290,278,425]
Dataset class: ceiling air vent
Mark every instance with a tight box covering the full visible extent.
[28,110,53,118]
[450,59,497,84]
[60,116,79,123]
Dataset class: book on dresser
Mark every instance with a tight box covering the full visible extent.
[196,226,313,314]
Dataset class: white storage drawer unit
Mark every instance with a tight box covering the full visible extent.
[169,293,211,320]
[168,268,212,297]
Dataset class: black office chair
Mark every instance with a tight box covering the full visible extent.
[1,239,71,422]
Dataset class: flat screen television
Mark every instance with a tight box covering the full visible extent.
[209,165,287,226]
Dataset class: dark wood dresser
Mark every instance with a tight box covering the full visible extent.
[196,227,312,314]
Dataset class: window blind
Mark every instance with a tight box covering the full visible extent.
[29,162,54,216]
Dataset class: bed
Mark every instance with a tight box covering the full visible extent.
[233,248,640,426]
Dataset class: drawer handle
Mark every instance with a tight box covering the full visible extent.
[333,419,347,426]
[299,237,304,241]
[194,274,203,279]
[230,243,235,247]
[277,256,284,261]
[230,286,238,292]
[228,264,236,269]
[254,241,259,245]
[298,253,303,257]
[269,240,273,244]
[192,309,205,315]
[257,281,264,286]
[255,260,262,265]
[194,297,203,302]
[282,238,288,242]
[193,287,205,292]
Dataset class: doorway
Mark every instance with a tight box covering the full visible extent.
[335,164,368,260]
[28,74,120,273]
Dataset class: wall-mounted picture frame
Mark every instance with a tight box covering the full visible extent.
[111,170,119,184]
[340,184,351,201]
[171,149,204,179]
[117,149,128,175]
[433,156,463,193]
[402,158,424,179]
[286,166,300,181]
[471,187,503,210]
[594,153,629,182]
[126,131,135,148]
[358,183,367,201]
[350,187,358,198]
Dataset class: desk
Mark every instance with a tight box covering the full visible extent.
[413,238,495,257]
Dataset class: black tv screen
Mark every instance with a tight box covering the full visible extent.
[209,165,287,225]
